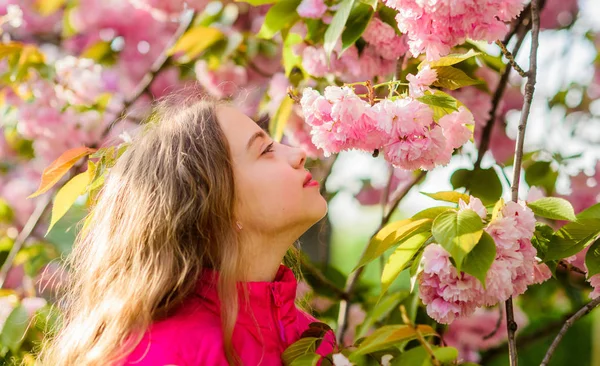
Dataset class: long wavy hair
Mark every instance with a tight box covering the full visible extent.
[38,91,302,365]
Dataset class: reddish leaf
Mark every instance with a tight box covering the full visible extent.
[28,146,95,198]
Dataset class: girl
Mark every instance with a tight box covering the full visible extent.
[39,93,336,365]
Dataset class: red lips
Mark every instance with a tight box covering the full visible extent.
[303,172,319,188]
[303,172,312,186]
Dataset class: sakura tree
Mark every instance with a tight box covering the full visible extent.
[0,0,599,365]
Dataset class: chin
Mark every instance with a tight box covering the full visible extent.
[310,196,328,222]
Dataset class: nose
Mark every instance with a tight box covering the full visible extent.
[289,146,307,169]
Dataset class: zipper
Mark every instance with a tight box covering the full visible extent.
[269,282,288,345]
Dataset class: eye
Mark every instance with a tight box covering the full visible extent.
[261,142,275,155]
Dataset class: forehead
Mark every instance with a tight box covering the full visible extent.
[215,105,263,158]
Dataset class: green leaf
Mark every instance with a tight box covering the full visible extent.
[269,96,294,142]
[381,232,431,295]
[461,231,496,287]
[391,346,428,365]
[168,26,224,59]
[576,203,600,220]
[412,207,453,220]
[450,168,503,205]
[432,66,482,90]
[378,6,401,36]
[341,2,374,52]
[283,33,304,77]
[417,91,458,122]
[421,191,471,204]
[525,161,558,195]
[421,49,481,69]
[258,0,302,39]
[323,0,355,58]
[1,304,30,353]
[527,197,577,222]
[531,223,554,260]
[290,353,321,366]
[432,210,484,271]
[433,347,459,363]
[282,337,319,365]
[545,219,600,261]
[585,239,600,277]
[47,171,92,235]
[354,219,432,271]
[356,292,408,339]
[358,0,378,9]
[350,325,436,357]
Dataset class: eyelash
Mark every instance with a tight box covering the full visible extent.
[262,142,275,155]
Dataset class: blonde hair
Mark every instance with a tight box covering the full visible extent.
[39,92,257,365]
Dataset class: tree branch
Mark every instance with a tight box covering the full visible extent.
[0,10,197,289]
[496,40,528,78]
[474,24,528,170]
[540,296,600,366]
[335,170,427,344]
[100,10,197,141]
[505,1,542,365]
[300,255,348,301]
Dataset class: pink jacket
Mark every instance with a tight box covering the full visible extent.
[122,265,336,365]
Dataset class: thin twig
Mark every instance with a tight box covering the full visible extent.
[481,304,588,364]
[540,296,600,366]
[0,11,197,288]
[0,194,53,287]
[505,1,542,365]
[496,40,528,78]
[400,305,441,366]
[558,260,587,276]
[483,305,504,340]
[335,170,427,344]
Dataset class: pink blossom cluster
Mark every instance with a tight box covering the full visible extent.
[361,18,409,61]
[65,0,180,93]
[444,306,528,363]
[418,198,551,324]
[382,0,525,60]
[301,44,396,82]
[300,86,474,170]
[296,0,328,19]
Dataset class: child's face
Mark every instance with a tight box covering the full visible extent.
[216,105,327,239]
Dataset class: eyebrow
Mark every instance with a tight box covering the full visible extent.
[246,130,267,151]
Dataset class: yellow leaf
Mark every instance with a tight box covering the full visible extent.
[46,171,92,235]
[35,0,67,15]
[168,26,223,59]
[419,49,481,70]
[270,96,294,142]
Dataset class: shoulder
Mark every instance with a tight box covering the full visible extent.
[122,299,229,365]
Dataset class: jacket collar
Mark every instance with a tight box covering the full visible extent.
[195,264,299,330]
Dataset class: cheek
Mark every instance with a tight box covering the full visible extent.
[235,166,302,219]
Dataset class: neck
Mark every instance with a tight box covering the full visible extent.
[240,231,297,282]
